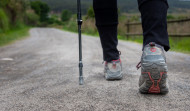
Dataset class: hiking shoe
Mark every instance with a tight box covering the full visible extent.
[104,59,123,80]
[137,42,169,94]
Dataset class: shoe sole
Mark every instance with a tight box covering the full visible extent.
[105,72,123,80]
[139,62,169,94]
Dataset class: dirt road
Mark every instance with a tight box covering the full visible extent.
[0,28,190,111]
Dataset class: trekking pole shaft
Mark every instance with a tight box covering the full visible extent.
[77,0,84,85]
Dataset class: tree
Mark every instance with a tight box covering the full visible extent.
[0,0,9,8]
[25,9,39,26]
[2,0,30,26]
[30,1,50,22]
[0,8,9,32]
[61,10,72,22]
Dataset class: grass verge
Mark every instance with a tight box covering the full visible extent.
[0,26,30,46]
[169,37,190,53]
[118,35,190,54]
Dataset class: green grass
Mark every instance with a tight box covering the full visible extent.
[63,21,77,33]
[118,35,143,43]
[118,35,190,54]
[62,23,99,37]
[0,26,30,46]
[169,37,190,53]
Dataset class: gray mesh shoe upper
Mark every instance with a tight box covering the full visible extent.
[142,42,166,63]
[104,59,123,80]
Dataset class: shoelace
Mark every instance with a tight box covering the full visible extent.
[136,61,141,70]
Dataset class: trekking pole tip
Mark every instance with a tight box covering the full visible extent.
[79,76,84,85]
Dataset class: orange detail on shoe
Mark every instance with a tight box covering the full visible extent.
[112,59,121,64]
[105,59,121,66]
[112,59,120,69]
[142,72,166,93]
[151,48,157,52]
[150,42,155,47]
[112,64,116,69]
[112,59,121,62]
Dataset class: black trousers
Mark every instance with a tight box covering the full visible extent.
[93,0,170,62]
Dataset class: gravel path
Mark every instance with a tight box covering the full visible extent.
[0,28,190,111]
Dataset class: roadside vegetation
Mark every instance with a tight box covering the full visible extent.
[0,0,60,46]
[62,7,190,53]
[0,26,30,46]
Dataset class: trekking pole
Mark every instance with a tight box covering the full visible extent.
[77,0,84,85]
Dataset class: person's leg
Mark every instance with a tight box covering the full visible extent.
[93,0,119,62]
[138,0,170,51]
[93,0,122,80]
